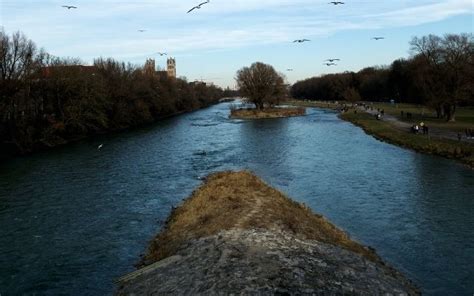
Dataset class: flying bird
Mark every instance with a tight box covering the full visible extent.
[329,1,345,5]
[138,30,147,33]
[62,5,77,9]
[372,37,385,40]
[187,0,210,13]
[97,144,103,150]
[157,52,167,56]
[293,39,310,43]
[323,63,337,66]
[326,58,340,62]
[286,69,293,71]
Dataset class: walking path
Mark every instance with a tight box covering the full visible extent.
[234,192,263,229]
[361,108,474,143]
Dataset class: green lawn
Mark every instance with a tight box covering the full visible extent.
[367,102,474,132]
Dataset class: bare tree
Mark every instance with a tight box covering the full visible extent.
[343,87,361,103]
[0,30,49,119]
[0,30,38,82]
[410,33,473,121]
[236,62,286,109]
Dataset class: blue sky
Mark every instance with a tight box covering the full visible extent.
[1,0,472,88]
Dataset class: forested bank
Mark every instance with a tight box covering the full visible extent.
[291,33,473,122]
[0,30,224,157]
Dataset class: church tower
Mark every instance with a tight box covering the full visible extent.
[143,59,155,75]
[167,58,176,78]
[144,58,156,76]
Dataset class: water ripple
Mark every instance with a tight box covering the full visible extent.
[0,102,473,295]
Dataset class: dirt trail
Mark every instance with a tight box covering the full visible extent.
[234,193,264,229]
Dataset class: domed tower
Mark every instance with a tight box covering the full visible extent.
[167,58,176,78]
[144,58,156,76]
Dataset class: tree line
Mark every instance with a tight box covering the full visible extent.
[291,33,473,121]
[0,30,225,155]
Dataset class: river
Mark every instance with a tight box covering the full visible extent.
[0,102,473,295]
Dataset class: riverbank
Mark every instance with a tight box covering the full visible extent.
[230,107,306,119]
[116,171,419,295]
[340,112,474,168]
[285,100,474,168]
[0,101,219,161]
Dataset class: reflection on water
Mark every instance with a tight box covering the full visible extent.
[0,103,473,295]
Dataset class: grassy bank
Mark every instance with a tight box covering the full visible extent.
[341,112,474,168]
[141,171,381,266]
[368,103,474,133]
[230,107,306,119]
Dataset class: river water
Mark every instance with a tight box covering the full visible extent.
[0,102,473,295]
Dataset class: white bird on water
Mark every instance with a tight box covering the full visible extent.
[98,144,103,150]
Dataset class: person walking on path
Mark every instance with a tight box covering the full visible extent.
[423,125,429,135]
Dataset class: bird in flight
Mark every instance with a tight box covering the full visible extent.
[62,5,77,9]
[157,52,167,56]
[286,69,293,71]
[293,39,310,43]
[329,1,344,5]
[97,144,103,151]
[138,30,147,33]
[372,37,385,40]
[326,58,340,62]
[323,63,337,66]
[187,0,210,13]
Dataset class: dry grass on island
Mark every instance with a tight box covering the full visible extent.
[119,171,419,295]
[141,171,379,265]
[229,107,306,119]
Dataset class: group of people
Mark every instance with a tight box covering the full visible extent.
[340,106,351,113]
[411,122,429,135]
[400,110,413,119]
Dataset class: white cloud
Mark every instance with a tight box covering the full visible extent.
[360,0,473,27]
[1,0,472,76]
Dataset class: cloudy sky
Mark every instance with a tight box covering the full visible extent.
[1,0,472,87]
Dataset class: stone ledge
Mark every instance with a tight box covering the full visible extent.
[117,228,419,295]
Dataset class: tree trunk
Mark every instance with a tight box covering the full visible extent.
[435,106,442,119]
[444,104,456,122]
[255,101,264,110]
[448,104,456,122]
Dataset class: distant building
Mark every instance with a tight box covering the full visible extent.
[156,71,168,79]
[41,65,97,78]
[167,58,176,78]
[143,58,176,78]
[144,59,156,76]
